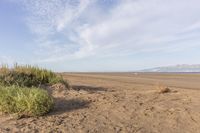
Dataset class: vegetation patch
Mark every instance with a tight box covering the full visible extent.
[0,64,69,117]
[0,64,69,88]
[0,85,54,117]
[156,84,171,94]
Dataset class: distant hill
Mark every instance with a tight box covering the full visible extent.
[140,64,200,72]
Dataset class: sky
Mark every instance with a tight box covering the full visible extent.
[0,0,200,72]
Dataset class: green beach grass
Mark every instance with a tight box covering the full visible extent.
[0,85,54,117]
[0,64,68,87]
[0,64,68,117]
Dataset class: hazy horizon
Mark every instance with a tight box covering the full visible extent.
[1,0,200,72]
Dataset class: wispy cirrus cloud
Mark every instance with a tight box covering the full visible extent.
[16,0,96,62]
[12,0,200,64]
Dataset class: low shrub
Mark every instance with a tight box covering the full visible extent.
[0,85,54,117]
[156,83,171,93]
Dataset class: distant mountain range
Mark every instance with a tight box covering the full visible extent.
[140,64,200,72]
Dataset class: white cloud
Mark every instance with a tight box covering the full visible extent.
[56,0,92,31]
[78,0,200,55]
[15,0,200,63]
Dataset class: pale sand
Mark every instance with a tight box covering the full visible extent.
[0,73,200,133]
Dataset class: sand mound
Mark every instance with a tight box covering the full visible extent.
[45,83,69,98]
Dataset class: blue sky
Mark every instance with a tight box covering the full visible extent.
[0,0,200,72]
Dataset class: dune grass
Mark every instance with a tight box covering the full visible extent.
[0,64,69,117]
[0,64,69,87]
[0,85,54,117]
